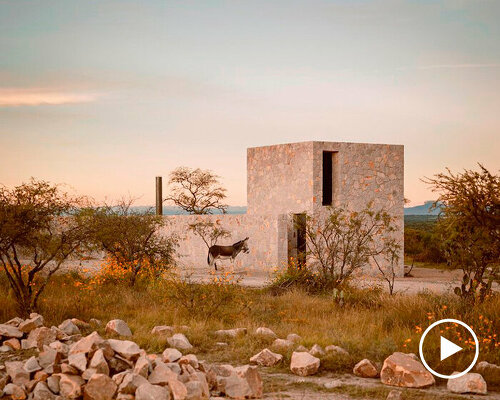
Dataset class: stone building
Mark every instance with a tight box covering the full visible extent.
[165,141,404,277]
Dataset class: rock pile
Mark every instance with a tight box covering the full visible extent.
[0,316,263,399]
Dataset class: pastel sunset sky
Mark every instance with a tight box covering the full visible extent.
[1,0,499,206]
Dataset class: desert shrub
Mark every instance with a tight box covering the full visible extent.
[424,164,500,303]
[84,199,177,286]
[160,270,251,324]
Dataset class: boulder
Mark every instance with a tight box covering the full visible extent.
[151,326,174,336]
[135,382,170,400]
[447,372,487,394]
[6,361,30,386]
[234,365,263,398]
[18,315,44,333]
[23,356,42,374]
[325,345,349,356]
[107,339,141,361]
[69,332,111,358]
[167,333,193,351]
[272,338,294,352]
[118,373,148,395]
[4,317,23,327]
[59,373,85,399]
[309,344,325,358]
[286,333,302,343]
[179,354,199,369]
[255,327,277,340]
[47,375,60,394]
[134,355,151,378]
[250,348,283,367]
[59,320,81,336]
[3,383,26,400]
[0,324,23,338]
[148,363,172,386]
[290,352,320,377]
[4,338,21,350]
[105,320,132,337]
[353,359,378,378]
[26,327,57,350]
[220,373,252,399]
[68,352,87,372]
[84,373,118,400]
[476,361,500,386]
[89,348,110,375]
[32,381,56,400]
[214,328,247,339]
[162,348,183,363]
[380,352,435,388]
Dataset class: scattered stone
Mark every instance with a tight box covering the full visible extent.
[255,327,277,340]
[59,373,85,399]
[0,345,12,353]
[290,352,320,377]
[353,359,378,378]
[179,354,199,369]
[26,327,57,350]
[234,365,263,398]
[0,323,23,338]
[162,348,182,363]
[106,320,132,337]
[23,356,42,374]
[32,381,56,400]
[135,382,170,400]
[151,325,174,336]
[133,355,151,378]
[18,315,44,333]
[47,375,60,393]
[250,348,283,367]
[286,333,302,343]
[108,339,141,361]
[476,361,500,385]
[309,344,325,358]
[167,333,193,351]
[215,342,228,347]
[59,319,81,336]
[119,373,148,395]
[447,372,487,394]
[295,345,308,352]
[380,352,435,388]
[89,349,110,375]
[214,328,247,339]
[272,338,294,351]
[68,352,87,372]
[3,383,26,400]
[6,361,30,386]
[386,389,403,400]
[84,373,118,400]
[324,380,342,389]
[325,345,349,356]
[90,318,102,327]
[4,338,21,350]
[5,317,23,327]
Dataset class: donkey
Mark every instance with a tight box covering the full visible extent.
[207,237,249,271]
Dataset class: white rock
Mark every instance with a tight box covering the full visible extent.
[309,344,325,358]
[255,327,277,339]
[108,339,141,360]
[447,372,487,394]
[353,359,378,378]
[214,328,247,339]
[162,348,182,363]
[167,333,193,351]
[325,345,349,356]
[250,348,283,367]
[151,326,174,336]
[135,382,170,400]
[59,320,81,336]
[286,333,302,343]
[290,352,320,377]
[105,320,132,337]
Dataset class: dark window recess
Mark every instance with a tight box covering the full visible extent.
[322,151,333,205]
[295,213,306,266]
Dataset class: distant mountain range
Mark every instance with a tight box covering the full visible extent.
[404,201,441,215]
[134,203,439,216]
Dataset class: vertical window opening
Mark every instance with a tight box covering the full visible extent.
[322,151,333,205]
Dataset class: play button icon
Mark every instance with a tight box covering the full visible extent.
[440,336,463,361]
[419,318,479,379]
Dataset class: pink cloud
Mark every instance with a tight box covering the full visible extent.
[0,88,100,107]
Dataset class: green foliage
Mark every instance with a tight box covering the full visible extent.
[83,199,177,285]
[424,164,500,304]
[0,179,90,316]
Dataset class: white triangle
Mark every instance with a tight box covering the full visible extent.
[440,336,463,361]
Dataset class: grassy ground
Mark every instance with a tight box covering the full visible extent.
[1,271,498,381]
[404,258,452,270]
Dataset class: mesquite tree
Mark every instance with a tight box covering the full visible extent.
[166,167,227,214]
[424,164,499,303]
[0,179,90,316]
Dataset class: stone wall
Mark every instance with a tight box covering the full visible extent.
[247,142,314,215]
[161,214,288,277]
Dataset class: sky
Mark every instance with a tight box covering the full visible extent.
[1,0,499,206]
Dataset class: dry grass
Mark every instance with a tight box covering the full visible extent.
[0,271,498,379]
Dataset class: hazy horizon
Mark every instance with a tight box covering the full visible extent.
[1,0,499,206]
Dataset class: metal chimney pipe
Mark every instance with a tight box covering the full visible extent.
[155,176,163,215]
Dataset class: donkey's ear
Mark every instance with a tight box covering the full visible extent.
[244,237,249,241]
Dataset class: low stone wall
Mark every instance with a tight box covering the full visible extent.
[162,214,288,277]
